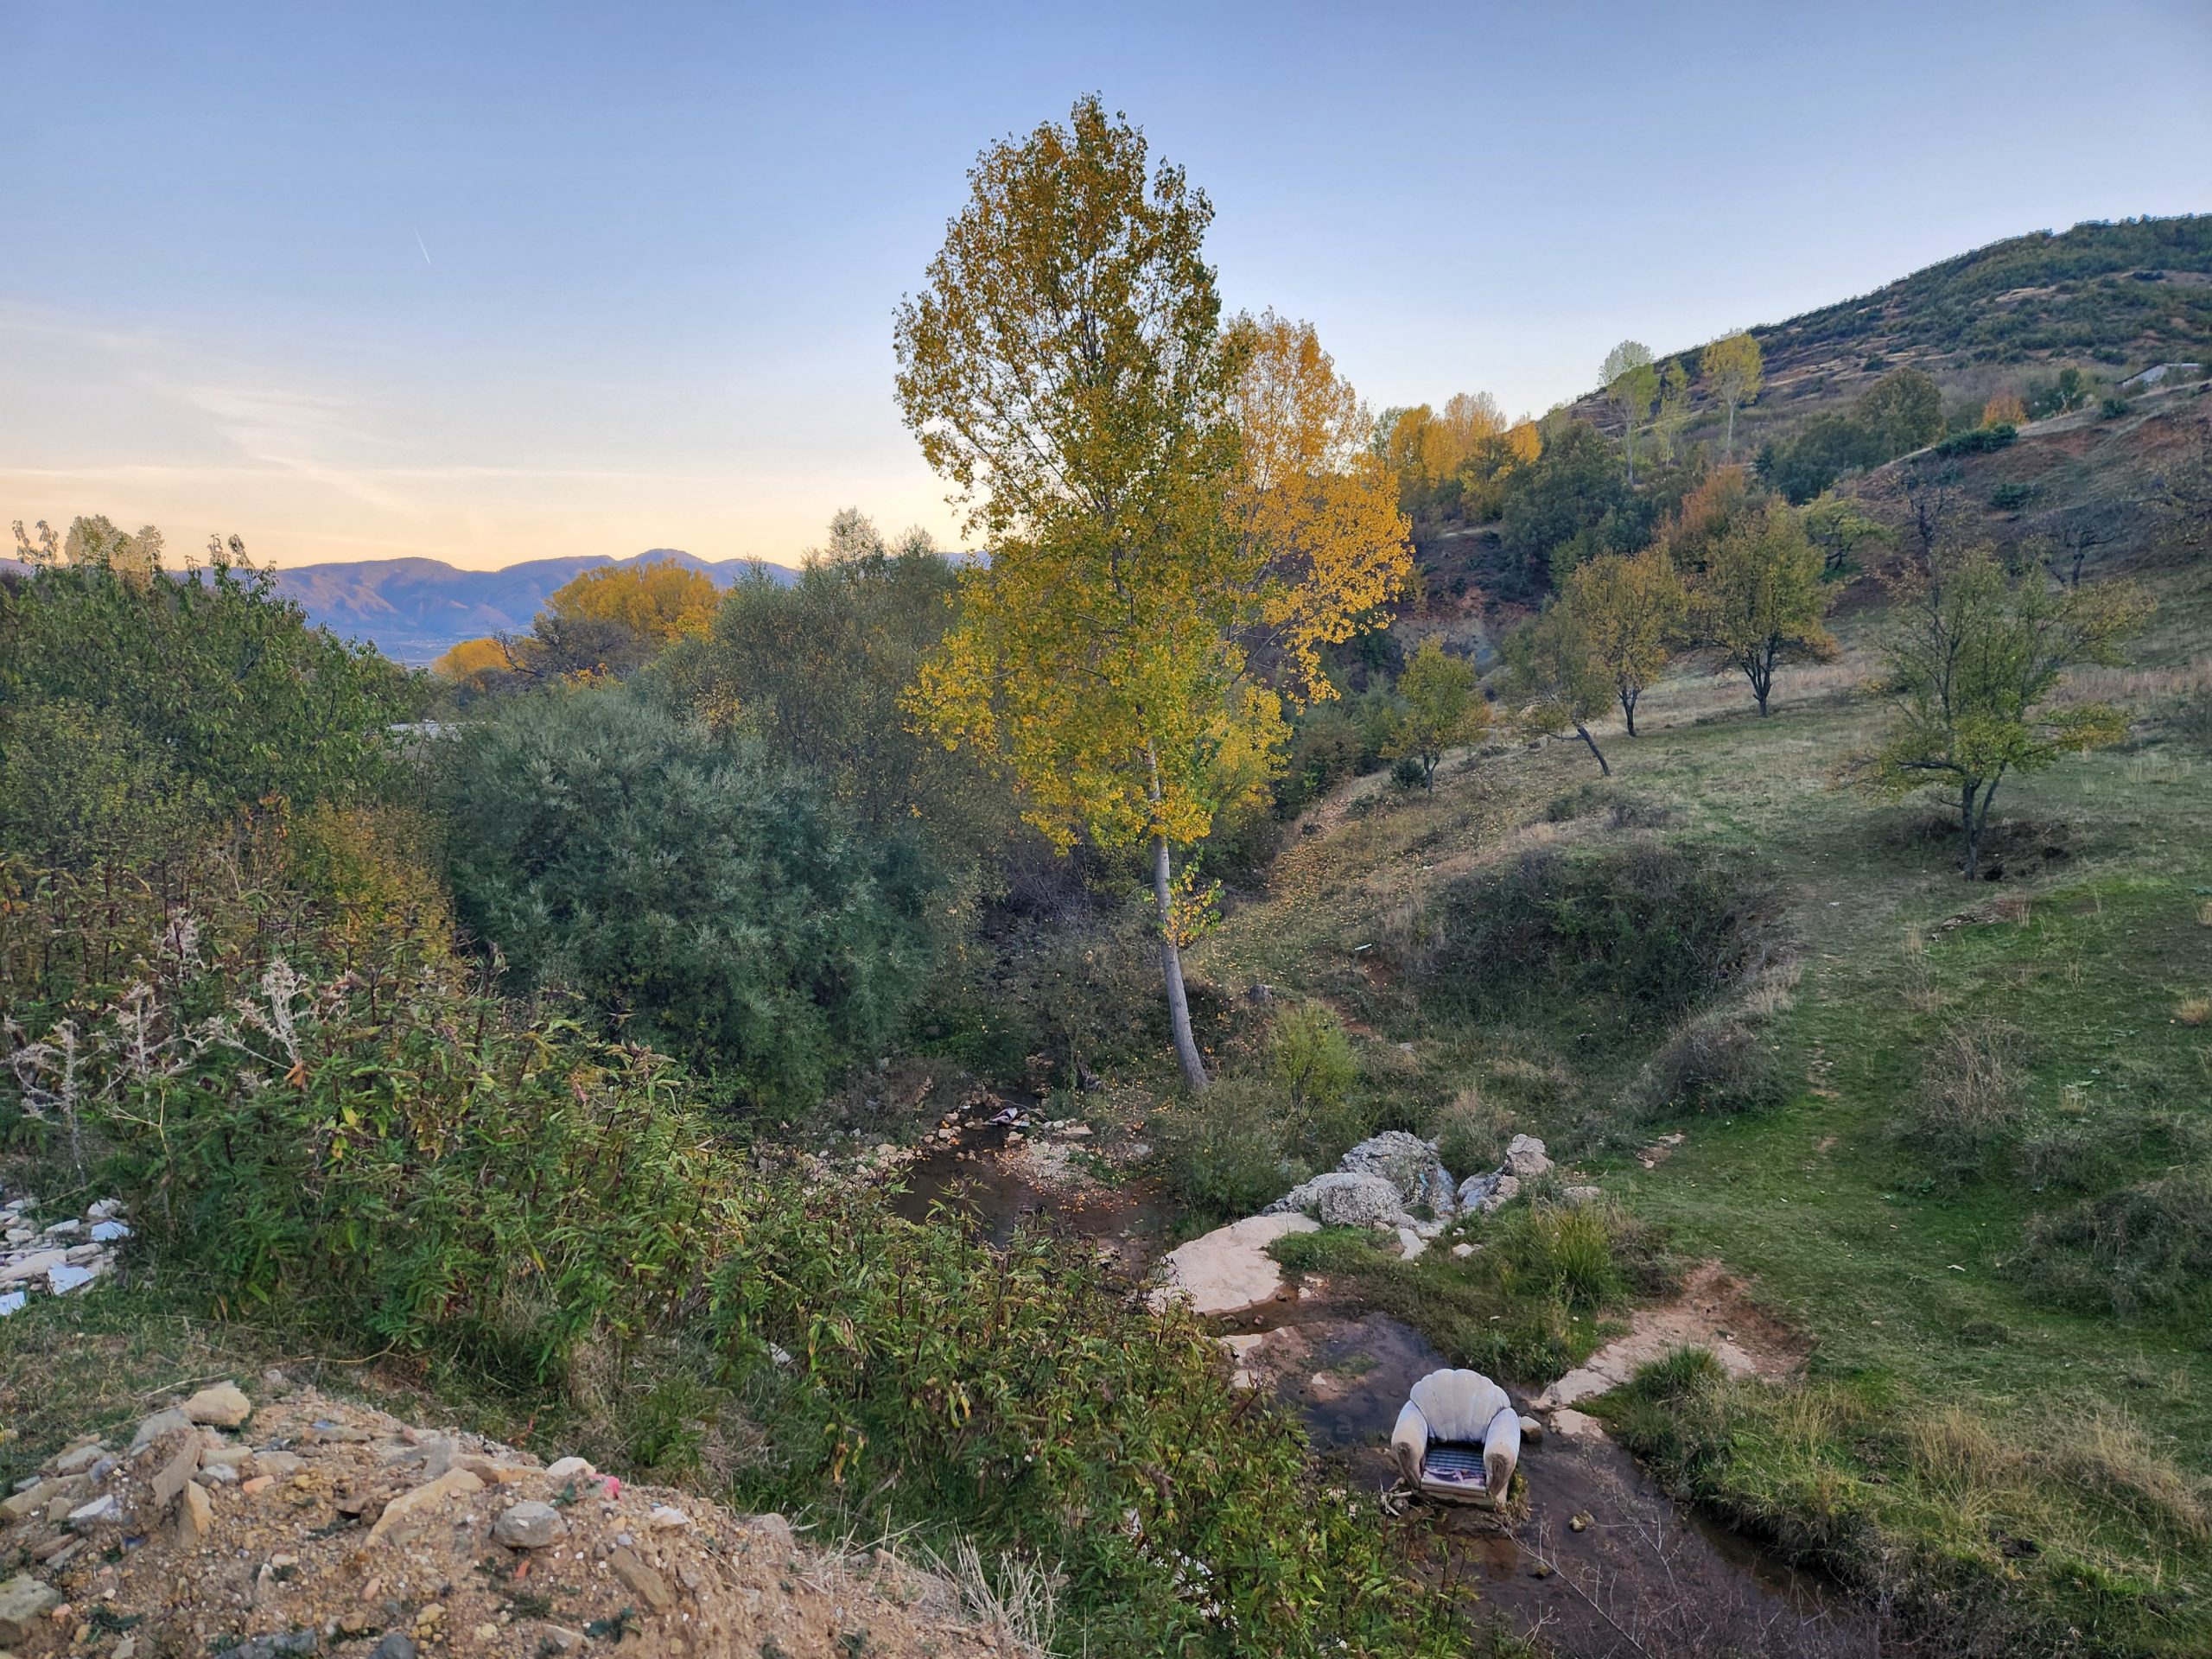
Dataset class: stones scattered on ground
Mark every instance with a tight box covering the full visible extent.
[0,1188,126,1315]
[1268,1132,1461,1254]
[1548,1407,1607,1444]
[0,1389,1019,1659]
[489,1499,565,1548]
[1149,1213,1319,1316]
[1457,1171,1522,1215]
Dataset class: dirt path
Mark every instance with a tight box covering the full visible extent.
[1536,1261,1809,1410]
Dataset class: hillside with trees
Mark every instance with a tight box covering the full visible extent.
[5,108,2211,1659]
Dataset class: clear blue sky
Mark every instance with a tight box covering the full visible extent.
[4,1,2207,569]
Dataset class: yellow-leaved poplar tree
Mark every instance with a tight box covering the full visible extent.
[1567,548,1687,735]
[895,99,1408,1088]
[546,558,720,647]
[1700,332,1764,457]
[432,637,512,683]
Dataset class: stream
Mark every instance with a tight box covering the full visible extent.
[890,1113,1880,1659]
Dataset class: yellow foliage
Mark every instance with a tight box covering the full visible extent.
[431,637,511,681]
[1983,391,2028,429]
[546,559,719,645]
[1567,549,1687,734]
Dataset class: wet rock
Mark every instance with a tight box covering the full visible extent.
[182,1382,251,1427]
[0,1573,65,1642]
[1149,1213,1319,1317]
[491,1500,565,1549]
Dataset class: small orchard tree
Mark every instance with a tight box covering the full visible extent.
[1802,492,1891,578]
[1384,636,1486,789]
[895,99,1408,1090]
[1506,599,1613,775]
[1567,548,1685,735]
[1863,549,2151,879]
[1697,503,1834,715]
[1700,331,1763,458]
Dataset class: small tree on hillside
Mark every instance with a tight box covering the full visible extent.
[1802,492,1891,578]
[1700,332,1764,458]
[1506,600,1614,775]
[1697,504,1834,715]
[1384,637,1486,789]
[1862,549,2151,879]
[1568,548,1686,735]
[1603,340,1658,484]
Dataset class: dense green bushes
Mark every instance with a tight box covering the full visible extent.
[1389,843,1783,1034]
[442,690,931,1109]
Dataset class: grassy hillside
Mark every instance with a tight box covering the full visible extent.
[1188,558,2212,1653]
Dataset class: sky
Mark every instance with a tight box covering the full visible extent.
[4,3,2209,572]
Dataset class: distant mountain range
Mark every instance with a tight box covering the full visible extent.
[268,548,796,664]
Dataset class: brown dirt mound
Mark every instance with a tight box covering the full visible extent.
[0,1386,1020,1659]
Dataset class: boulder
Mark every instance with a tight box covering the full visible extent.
[175,1480,214,1546]
[1315,1173,1408,1229]
[1504,1135,1553,1180]
[182,1382,251,1427]
[1148,1214,1319,1317]
[1336,1131,1447,1207]
[491,1500,565,1549]
[0,1573,64,1642]
[130,1408,194,1452]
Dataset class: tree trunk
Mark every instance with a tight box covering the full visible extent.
[1574,721,1611,776]
[1960,780,1980,880]
[1748,644,1775,715]
[1724,399,1737,459]
[1621,687,1639,736]
[1144,745,1208,1092]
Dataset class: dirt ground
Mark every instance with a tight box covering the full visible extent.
[0,1384,1024,1659]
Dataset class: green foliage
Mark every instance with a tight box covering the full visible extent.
[1934,423,2018,456]
[718,1182,1466,1656]
[1389,844,1782,1035]
[1150,1077,1304,1219]
[1496,420,1648,586]
[1268,1001,1356,1117]
[0,559,419,856]
[1861,548,2151,877]
[442,689,929,1107]
[2017,1163,2212,1325]
[1381,637,1483,788]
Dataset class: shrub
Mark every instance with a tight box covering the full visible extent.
[442,689,931,1109]
[1149,1077,1302,1219]
[2017,1163,2212,1323]
[1894,1018,2025,1185]
[1989,482,2033,511]
[1934,423,2017,456]
[1424,1085,1516,1177]
[1389,843,1783,1034]
[1268,1002,1356,1117]
[1620,996,1792,1122]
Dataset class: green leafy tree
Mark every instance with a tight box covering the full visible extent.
[1497,420,1644,587]
[442,690,928,1108]
[1567,548,1687,735]
[0,537,417,850]
[1695,504,1834,715]
[1700,332,1764,458]
[1383,636,1487,789]
[1857,366,1945,457]
[1863,550,2151,878]
[1802,492,1893,577]
[1506,599,1614,775]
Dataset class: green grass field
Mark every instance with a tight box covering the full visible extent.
[1190,594,2212,1652]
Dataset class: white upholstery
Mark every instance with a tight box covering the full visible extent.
[1389,1368,1523,1505]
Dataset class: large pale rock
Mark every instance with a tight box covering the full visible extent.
[490,1500,565,1549]
[608,1547,673,1612]
[152,1440,202,1509]
[1337,1131,1447,1206]
[1148,1214,1319,1317]
[365,1467,484,1545]
[1316,1172,1408,1229]
[1458,1172,1522,1215]
[0,1573,65,1642]
[1504,1135,1553,1180]
[182,1382,251,1427]
[130,1408,194,1452]
[175,1480,214,1546]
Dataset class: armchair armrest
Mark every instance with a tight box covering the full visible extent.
[1389,1402,1427,1485]
[1483,1404,1522,1495]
